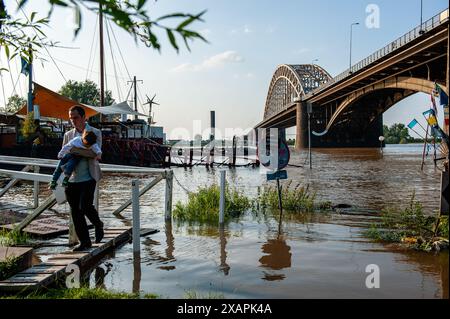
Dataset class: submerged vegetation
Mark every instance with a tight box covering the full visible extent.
[364,193,449,252]
[173,184,251,223]
[174,181,332,224]
[257,181,332,213]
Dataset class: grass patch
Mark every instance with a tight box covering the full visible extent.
[364,193,448,252]
[173,184,251,224]
[2,287,159,299]
[0,228,30,246]
[0,255,20,281]
[257,181,330,213]
[184,289,225,299]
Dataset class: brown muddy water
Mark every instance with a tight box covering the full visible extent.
[1,144,448,298]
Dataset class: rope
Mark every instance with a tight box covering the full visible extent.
[16,2,67,82]
[85,14,98,80]
[108,19,132,81]
[172,171,192,195]
[105,19,122,101]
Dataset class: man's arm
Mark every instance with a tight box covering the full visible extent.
[69,147,97,158]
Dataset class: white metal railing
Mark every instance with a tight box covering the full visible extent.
[304,8,449,100]
[0,155,173,245]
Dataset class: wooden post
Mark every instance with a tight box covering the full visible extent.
[132,179,140,253]
[165,170,173,221]
[421,124,429,171]
[219,170,226,224]
[33,166,39,209]
[189,141,193,166]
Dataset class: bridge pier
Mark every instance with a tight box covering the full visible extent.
[295,102,308,151]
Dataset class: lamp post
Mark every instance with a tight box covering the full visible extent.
[419,0,425,34]
[379,136,385,154]
[349,22,359,73]
[311,59,319,66]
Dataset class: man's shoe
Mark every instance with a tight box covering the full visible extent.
[72,242,92,252]
[95,224,104,243]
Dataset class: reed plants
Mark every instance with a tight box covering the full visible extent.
[173,184,251,223]
[257,181,324,213]
[364,192,448,252]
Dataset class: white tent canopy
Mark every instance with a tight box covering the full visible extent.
[86,101,147,117]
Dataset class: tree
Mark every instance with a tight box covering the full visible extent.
[20,111,36,140]
[0,0,206,66]
[59,80,115,106]
[383,123,412,144]
[5,94,26,113]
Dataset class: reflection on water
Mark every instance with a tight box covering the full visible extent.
[259,234,292,281]
[219,226,230,276]
[1,144,447,298]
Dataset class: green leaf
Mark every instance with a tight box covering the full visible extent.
[30,12,36,22]
[73,5,81,38]
[17,0,29,8]
[4,45,10,59]
[166,29,178,52]
[156,13,187,21]
[137,0,146,10]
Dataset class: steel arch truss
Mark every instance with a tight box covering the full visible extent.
[263,64,331,120]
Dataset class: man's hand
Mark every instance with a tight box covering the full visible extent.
[95,154,102,161]
[69,147,97,158]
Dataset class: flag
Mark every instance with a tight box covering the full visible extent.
[422,109,434,117]
[426,114,438,126]
[407,119,418,129]
[430,91,437,115]
[21,57,30,76]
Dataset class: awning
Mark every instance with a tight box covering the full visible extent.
[17,83,147,120]
[86,101,147,117]
[16,83,98,120]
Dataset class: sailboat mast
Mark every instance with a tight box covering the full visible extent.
[99,2,105,108]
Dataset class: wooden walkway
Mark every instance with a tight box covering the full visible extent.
[0,227,132,293]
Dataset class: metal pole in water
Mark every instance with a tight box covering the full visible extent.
[132,179,140,253]
[219,170,226,224]
[165,170,173,221]
[276,178,283,233]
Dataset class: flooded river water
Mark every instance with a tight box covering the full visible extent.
[1,144,448,298]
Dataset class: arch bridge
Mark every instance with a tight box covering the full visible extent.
[255,9,449,149]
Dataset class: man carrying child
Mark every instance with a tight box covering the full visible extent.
[59,105,104,252]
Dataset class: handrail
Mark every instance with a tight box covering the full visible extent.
[304,8,449,99]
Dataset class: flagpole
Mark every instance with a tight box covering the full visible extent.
[421,124,429,171]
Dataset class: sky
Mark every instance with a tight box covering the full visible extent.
[1,0,448,140]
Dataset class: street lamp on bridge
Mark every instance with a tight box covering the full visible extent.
[349,22,359,74]
[311,59,319,66]
[419,0,425,34]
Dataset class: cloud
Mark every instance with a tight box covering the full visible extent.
[171,51,244,73]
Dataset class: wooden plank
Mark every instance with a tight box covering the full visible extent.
[51,252,89,259]
[0,227,132,292]
[19,266,66,275]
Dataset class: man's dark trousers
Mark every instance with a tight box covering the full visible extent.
[65,179,102,245]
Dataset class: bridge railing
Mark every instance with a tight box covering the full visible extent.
[305,8,449,99]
